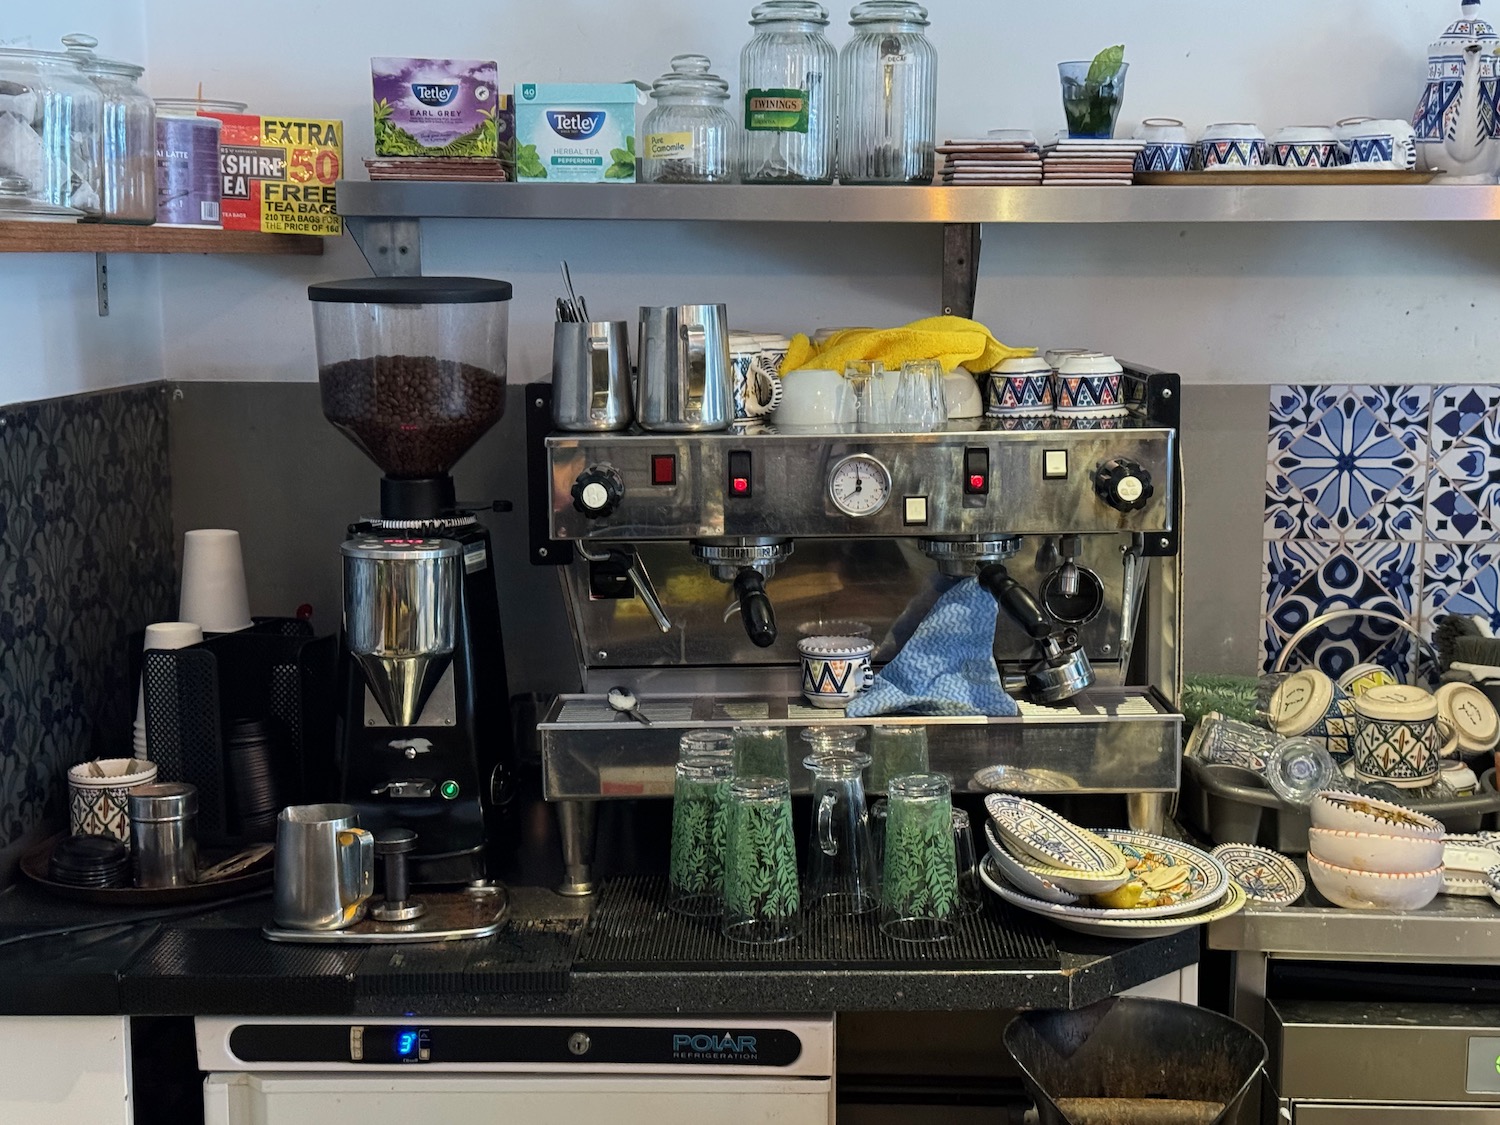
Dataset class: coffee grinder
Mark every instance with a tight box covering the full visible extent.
[309,276,514,885]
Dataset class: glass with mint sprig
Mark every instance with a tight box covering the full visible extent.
[1058,45,1127,139]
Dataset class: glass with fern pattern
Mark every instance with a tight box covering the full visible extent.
[722,776,801,943]
[733,725,790,781]
[879,772,957,942]
[668,757,734,917]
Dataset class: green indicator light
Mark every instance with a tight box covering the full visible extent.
[439,780,459,800]
[1494,1054,1500,1076]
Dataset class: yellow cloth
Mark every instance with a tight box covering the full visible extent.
[781,316,1034,375]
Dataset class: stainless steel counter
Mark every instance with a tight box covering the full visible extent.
[1209,892,1500,962]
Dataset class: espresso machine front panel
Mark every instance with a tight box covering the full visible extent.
[546,424,1175,542]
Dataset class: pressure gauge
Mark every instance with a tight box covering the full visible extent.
[828,453,892,517]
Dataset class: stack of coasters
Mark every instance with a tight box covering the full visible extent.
[1040,137,1145,185]
[937,137,1042,185]
[364,157,509,181]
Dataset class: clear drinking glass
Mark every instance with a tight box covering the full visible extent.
[890,360,947,429]
[740,1,838,184]
[733,725,790,780]
[952,807,981,916]
[668,757,734,916]
[722,776,801,942]
[801,725,868,757]
[845,360,894,428]
[1058,60,1128,140]
[680,728,734,760]
[804,751,879,915]
[869,724,929,792]
[641,54,737,184]
[880,773,958,942]
[837,1,937,184]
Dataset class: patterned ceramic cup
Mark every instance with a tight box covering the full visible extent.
[1353,684,1457,789]
[1054,353,1127,416]
[1133,118,1192,172]
[1261,669,1357,760]
[798,635,876,709]
[68,758,159,844]
[1338,662,1398,697]
[728,333,783,420]
[987,356,1054,416]
[1337,118,1418,170]
[1197,123,1268,169]
[1270,126,1344,169]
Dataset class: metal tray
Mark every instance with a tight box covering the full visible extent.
[1181,758,1500,853]
[20,835,273,906]
[539,687,1181,800]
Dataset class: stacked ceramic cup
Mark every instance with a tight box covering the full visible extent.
[985,350,1129,427]
[1306,790,1444,910]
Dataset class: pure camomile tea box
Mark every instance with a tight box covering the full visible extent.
[373,58,502,157]
[514,83,638,182]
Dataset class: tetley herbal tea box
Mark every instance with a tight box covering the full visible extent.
[373,58,501,157]
[514,83,638,182]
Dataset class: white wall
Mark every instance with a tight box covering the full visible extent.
[134,0,1500,388]
[0,2,163,407]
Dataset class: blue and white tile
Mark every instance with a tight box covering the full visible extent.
[1269,384,1346,431]
[1261,539,1420,678]
[1421,543,1500,634]
[1265,388,1427,541]
[1429,384,1500,453]
[1426,393,1500,542]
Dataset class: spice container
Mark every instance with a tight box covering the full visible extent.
[740,0,837,184]
[63,36,154,223]
[0,47,103,216]
[838,1,937,184]
[153,98,241,228]
[129,782,199,888]
[641,54,736,184]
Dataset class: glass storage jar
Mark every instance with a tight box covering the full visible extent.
[641,54,737,184]
[63,35,154,223]
[739,0,837,184]
[0,47,103,216]
[838,1,936,184]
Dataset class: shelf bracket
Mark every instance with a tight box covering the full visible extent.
[346,217,422,277]
[940,222,980,319]
[94,252,109,317]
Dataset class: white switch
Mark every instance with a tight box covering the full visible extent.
[1043,449,1069,479]
[904,496,928,525]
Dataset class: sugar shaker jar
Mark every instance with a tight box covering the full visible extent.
[63,35,155,223]
[641,54,737,184]
[740,0,838,184]
[838,1,937,184]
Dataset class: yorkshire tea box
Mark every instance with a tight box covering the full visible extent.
[202,112,343,236]
[514,83,637,182]
[372,58,503,157]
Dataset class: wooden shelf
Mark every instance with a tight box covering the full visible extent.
[0,222,326,255]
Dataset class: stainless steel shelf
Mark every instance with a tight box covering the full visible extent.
[337,180,1500,224]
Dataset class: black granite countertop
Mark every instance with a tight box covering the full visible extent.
[0,879,1196,1017]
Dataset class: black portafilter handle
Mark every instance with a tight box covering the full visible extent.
[977,563,1052,642]
[733,568,778,649]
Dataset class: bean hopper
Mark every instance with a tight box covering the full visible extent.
[309,276,514,886]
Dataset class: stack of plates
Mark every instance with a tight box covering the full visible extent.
[937,138,1042,185]
[364,157,509,182]
[48,834,131,888]
[1041,138,1145,185]
[981,794,1247,937]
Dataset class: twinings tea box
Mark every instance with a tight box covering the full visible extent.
[372,58,503,158]
[201,112,343,236]
[514,82,637,182]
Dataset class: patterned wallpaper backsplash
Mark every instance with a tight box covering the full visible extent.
[1264,384,1500,680]
[0,384,175,853]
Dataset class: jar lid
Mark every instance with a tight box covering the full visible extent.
[651,54,730,101]
[850,1,930,25]
[308,276,513,305]
[751,1,830,26]
[1439,0,1497,43]
[1436,681,1500,751]
[0,46,88,71]
[128,782,199,821]
[1267,670,1336,736]
[154,97,248,115]
[61,33,143,78]
[1355,683,1439,722]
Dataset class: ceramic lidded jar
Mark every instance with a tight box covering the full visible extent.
[1413,0,1500,182]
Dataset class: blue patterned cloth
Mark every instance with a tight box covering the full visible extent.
[846,578,1019,717]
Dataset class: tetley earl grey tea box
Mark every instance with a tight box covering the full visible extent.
[514,83,639,182]
[373,58,502,157]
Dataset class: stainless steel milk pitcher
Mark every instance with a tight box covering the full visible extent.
[637,304,732,431]
[552,319,632,432]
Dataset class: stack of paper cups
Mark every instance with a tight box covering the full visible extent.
[179,528,253,633]
[135,621,204,759]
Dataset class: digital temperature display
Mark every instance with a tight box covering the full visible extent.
[390,1028,430,1063]
[396,1031,419,1057]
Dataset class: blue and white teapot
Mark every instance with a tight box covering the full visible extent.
[1413,0,1500,181]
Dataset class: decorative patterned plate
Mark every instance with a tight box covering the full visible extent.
[984,794,1126,875]
[985,823,1129,895]
[972,765,1083,794]
[983,821,1081,904]
[1441,839,1500,895]
[1210,843,1305,905]
[979,857,1249,938]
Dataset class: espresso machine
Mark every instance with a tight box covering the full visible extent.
[309,276,516,885]
[528,363,1183,895]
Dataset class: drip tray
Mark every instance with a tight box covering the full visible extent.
[540,688,1181,799]
[264,887,508,944]
[575,875,1060,971]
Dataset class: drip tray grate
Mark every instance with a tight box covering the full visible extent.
[575,875,1059,971]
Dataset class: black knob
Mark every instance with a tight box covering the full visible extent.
[571,464,624,518]
[1094,457,1154,513]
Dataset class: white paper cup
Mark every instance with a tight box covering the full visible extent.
[179,529,252,633]
[135,621,205,759]
[69,758,159,843]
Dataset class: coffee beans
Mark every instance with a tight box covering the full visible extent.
[320,355,504,477]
